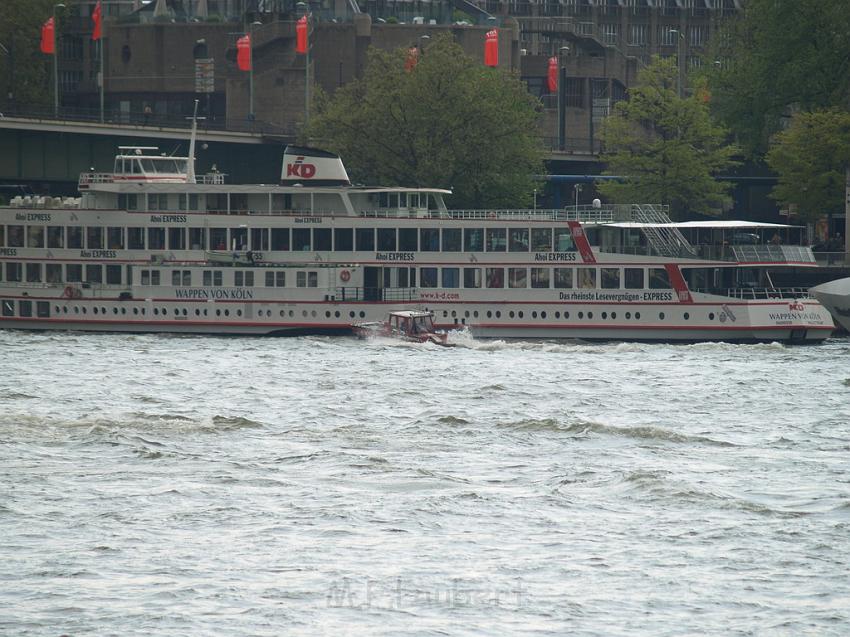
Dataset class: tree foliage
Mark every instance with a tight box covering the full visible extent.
[597,56,739,219]
[765,109,850,224]
[307,34,544,208]
[0,0,57,110]
[709,0,850,157]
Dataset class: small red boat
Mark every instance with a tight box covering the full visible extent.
[352,310,449,345]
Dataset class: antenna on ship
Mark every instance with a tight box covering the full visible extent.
[186,100,200,184]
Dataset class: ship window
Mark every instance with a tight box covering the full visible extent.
[0,225,4,246]
[251,228,269,251]
[486,228,506,252]
[48,264,66,283]
[265,271,285,287]
[577,268,596,288]
[168,227,186,250]
[149,193,169,210]
[271,228,290,251]
[464,228,484,251]
[420,267,438,288]
[0,264,3,281]
[334,228,353,251]
[27,226,45,248]
[377,228,396,251]
[314,228,332,251]
[509,268,527,288]
[355,228,374,251]
[86,226,104,249]
[464,268,482,288]
[649,268,671,289]
[189,228,206,250]
[443,228,461,252]
[531,268,550,288]
[172,270,180,286]
[532,228,553,252]
[509,228,529,252]
[86,264,103,283]
[2,300,13,316]
[601,268,620,289]
[210,228,228,250]
[6,262,22,282]
[128,227,145,249]
[37,302,50,318]
[19,300,32,317]
[442,268,460,288]
[486,267,504,288]
[26,263,42,282]
[235,271,254,287]
[105,227,123,250]
[148,227,165,250]
[47,226,64,248]
[106,265,122,284]
[7,225,24,247]
[202,270,222,286]
[66,264,82,282]
[554,268,573,288]
[231,227,247,251]
[117,193,138,210]
[420,228,439,251]
[624,268,644,289]
[292,228,311,251]
[150,270,160,285]
[67,226,83,249]
[398,228,418,251]
[554,228,575,251]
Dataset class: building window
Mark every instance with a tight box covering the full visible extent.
[601,23,618,45]
[628,24,647,46]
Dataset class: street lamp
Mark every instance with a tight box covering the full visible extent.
[248,20,261,121]
[53,3,65,118]
[419,34,430,53]
[669,28,684,98]
[557,45,569,151]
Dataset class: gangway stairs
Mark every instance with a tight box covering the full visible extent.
[631,204,696,258]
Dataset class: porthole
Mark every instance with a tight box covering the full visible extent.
[518,311,524,319]
[121,308,126,315]
[611,312,616,319]
[63,306,68,314]
[486,310,492,318]
[541,311,547,319]
[625,312,631,319]
[473,310,479,318]
[153,308,159,315]
[587,311,593,319]
[113,307,118,315]
[101,307,106,314]
[578,311,584,319]
[495,311,501,318]
[325,311,331,318]
[161,308,166,315]
[509,311,515,318]
[311,310,317,318]
[709,312,715,320]
[531,311,538,319]
[195,309,201,316]
[443,311,448,318]
[683,312,690,320]
[290,310,295,317]
[54,306,60,313]
[359,311,365,318]
[141,308,146,315]
[302,310,308,317]
[203,309,208,316]
[216,309,221,316]
[173,308,179,316]
[464,310,470,318]
[93,307,99,315]
[236,309,242,317]
[555,311,560,319]
[635,312,640,319]
[133,308,138,315]
[74,306,79,314]
[659,312,665,320]
[451,310,457,318]
[601,311,607,319]
[564,311,569,319]
[224,309,230,317]
[82,307,87,314]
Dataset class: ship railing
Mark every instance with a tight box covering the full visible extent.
[731,245,817,264]
[330,287,420,302]
[697,287,813,300]
[446,208,616,223]
[79,172,114,185]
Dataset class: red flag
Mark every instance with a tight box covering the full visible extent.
[484,29,498,67]
[547,56,558,93]
[236,34,251,71]
[92,1,102,41]
[40,17,55,55]
[296,15,308,54]
[404,46,419,72]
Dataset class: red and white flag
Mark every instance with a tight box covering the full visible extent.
[40,17,55,55]
[92,1,102,41]
[236,34,251,71]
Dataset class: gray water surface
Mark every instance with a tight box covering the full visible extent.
[2,331,849,636]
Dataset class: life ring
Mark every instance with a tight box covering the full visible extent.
[62,285,75,299]
[339,269,351,282]
[488,212,496,219]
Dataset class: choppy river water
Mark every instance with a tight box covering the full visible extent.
[1,330,849,636]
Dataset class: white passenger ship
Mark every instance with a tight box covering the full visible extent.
[0,134,835,342]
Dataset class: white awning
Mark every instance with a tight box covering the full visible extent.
[608,220,800,229]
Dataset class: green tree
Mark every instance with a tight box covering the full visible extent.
[765,109,850,224]
[709,0,850,157]
[0,0,57,110]
[307,34,544,208]
[597,56,739,219]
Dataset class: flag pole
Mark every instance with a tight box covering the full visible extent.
[53,4,65,118]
